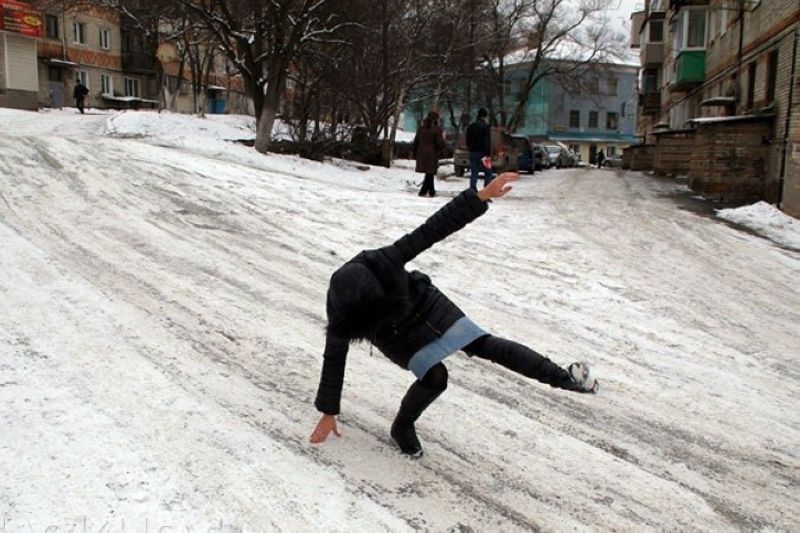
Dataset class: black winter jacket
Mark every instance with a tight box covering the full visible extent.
[314,188,489,415]
[465,119,491,155]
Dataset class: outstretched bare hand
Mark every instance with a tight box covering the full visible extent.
[310,414,341,444]
[477,172,519,201]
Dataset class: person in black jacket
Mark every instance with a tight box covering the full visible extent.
[310,172,598,457]
[73,78,89,114]
[465,108,492,190]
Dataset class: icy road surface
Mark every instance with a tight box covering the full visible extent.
[0,109,798,531]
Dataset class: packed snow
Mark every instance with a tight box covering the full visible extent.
[717,201,800,251]
[0,108,798,532]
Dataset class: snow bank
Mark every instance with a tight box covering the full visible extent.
[106,110,257,141]
[717,201,800,250]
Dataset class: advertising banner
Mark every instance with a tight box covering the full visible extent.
[0,0,44,37]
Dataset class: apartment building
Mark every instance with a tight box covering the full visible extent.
[36,4,153,110]
[1,0,248,115]
[547,62,640,164]
[631,0,800,216]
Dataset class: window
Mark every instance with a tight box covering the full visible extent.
[588,111,598,128]
[569,110,580,129]
[77,71,89,88]
[686,10,707,48]
[73,22,86,44]
[607,77,618,95]
[766,50,778,104]
[746,61,756,109]
[45,14,59,39]
[621,101,626,117]
[125,78,140,98]
[649,20,663,43]
[100,28,111,50]
[606,112,619,130]
[587,78,599,94]
[643,69,659,93]
[607,146,617,156]
[101,74,113,95]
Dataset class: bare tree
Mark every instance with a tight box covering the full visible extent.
[177,0,348,154]
[479,0,624,131]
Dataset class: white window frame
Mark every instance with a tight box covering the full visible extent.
[99,28,111,50]
[124,77,140,98]
[678,8,708,51]
[77,70,89,88]
[101,74,113,95]
[73,21,86,44]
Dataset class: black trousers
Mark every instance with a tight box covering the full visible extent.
[418,173,435,196]
[416,334,571,393]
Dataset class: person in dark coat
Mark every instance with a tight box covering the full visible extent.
[465,108,492,191]
[413,111,445,197]
[596,149,605,169]
[73,78,89,114]
[310,173,598,458]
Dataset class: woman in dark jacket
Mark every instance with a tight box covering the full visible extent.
[413,111,445,197]
[310,173,598,457]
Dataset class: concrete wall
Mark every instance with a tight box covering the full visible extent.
[689,118,772,202]
[653,129,695,176]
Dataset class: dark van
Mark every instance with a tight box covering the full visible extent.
[511,134,535,174]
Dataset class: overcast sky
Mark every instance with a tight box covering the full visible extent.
[605,0,640,35]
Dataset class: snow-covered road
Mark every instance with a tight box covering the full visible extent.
[1,109,798,531]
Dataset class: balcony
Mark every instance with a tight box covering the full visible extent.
[639,92,661,115]
[630,11,645,48]
[640,42,663,67]
[122,51,155,74]
[670,50,706,92]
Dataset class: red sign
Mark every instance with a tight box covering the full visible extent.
[0,0,44,37]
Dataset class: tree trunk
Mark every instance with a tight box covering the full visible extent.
[254,73,283,154]
[383,84,408,168]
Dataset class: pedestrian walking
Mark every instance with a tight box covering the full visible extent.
[73,78,89,114]
[413,111,445,197]
[596,149,605,169]
[465,108,493,190]
[310,173,599,458]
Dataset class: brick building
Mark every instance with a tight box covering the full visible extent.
[631,0,800,217]
[1,0,248,115]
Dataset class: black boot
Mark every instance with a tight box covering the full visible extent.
[390,380,444,457]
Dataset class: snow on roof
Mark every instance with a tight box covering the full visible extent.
[689,114,772,125]
[45,58,80,67]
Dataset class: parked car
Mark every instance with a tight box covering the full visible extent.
[603,154,624,168]
[544,145,565,168]
[511,134,535,174]
[532,143,548,170]
[556,149,576,169]
[454,127,520,176]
